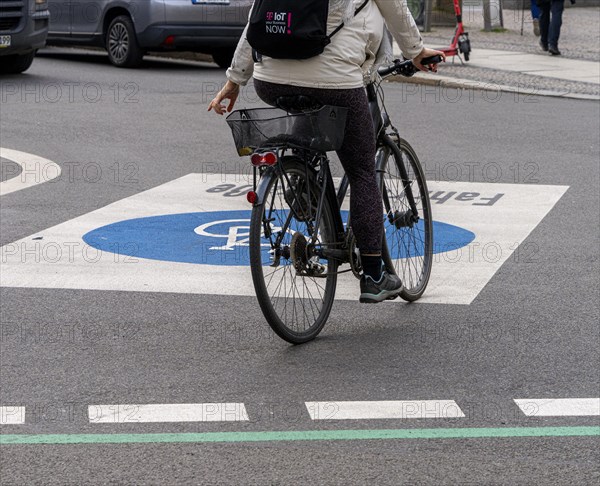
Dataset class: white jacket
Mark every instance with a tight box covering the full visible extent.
[226,0,423,89]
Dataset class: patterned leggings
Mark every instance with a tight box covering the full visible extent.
[254,79,382,254]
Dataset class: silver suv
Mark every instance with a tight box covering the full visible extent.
[46,0,251,68]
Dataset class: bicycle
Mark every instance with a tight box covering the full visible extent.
[226,56,439,344]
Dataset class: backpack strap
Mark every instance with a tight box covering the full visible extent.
[328,0,370,40]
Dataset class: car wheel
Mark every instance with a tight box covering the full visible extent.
[0,52,36,74]
[106,15,144,68]
[212,48,235,69]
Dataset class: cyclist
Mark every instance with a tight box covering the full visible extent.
[208,0,444,303]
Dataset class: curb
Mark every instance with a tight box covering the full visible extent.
[49,47,598,102]
[389,73,600,101]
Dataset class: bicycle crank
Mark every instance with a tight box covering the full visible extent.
[346,228,363,279]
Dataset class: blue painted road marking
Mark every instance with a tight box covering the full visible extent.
[83,211,475,266]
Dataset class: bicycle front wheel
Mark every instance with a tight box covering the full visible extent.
[249,157,339,344]
[379,137,433,301]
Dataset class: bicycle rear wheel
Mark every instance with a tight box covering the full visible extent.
[379,137,433,301]
[249,157,339,344]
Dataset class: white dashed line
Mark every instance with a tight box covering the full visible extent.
[305,400,466,420]
[4,399,599,425]
[514,398,600,417]
[0,147,61,196]
[88,403,250,423]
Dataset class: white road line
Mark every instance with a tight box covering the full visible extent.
[0,406,26,425]
[514,398,600,417]
[305,401,465,420]
[88,403,249,423]
[0,147,61,196]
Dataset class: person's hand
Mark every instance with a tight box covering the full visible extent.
[207,80,240,115]
[413,47,446,73]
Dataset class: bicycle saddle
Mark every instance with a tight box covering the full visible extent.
[275,95,322,114]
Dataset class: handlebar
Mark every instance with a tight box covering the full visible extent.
[377,55,443,78]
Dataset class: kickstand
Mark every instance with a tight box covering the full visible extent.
[454,52,465,65]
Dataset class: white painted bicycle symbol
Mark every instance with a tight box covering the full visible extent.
[194,219,294,251]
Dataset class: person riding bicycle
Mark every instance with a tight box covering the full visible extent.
[208,0,444,303]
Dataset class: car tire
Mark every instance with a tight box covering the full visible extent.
[106,15,144,68]
[0,51,36,74]
[212,48,235,69]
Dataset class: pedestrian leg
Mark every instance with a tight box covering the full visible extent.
[548,0,564,53]
[531,0,540,36]
[538,1,551,49]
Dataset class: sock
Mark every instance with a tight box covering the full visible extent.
[361,255,383,281]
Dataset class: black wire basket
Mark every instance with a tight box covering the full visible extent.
[226,106,348,156]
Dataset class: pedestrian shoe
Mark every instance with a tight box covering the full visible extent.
[359,271,403,304]
[539,40,548,52]
[548,46,561,56]
[533,19,540,37]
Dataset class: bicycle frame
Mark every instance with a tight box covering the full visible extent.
[251,77,423,268]
[254,150,347,264]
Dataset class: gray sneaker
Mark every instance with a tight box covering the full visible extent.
[359,271,403,303]
[533,19,540,37]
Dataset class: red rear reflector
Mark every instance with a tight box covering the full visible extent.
[263,151,277,165]
[164,35,175,46]
[250,153,263,166]
[247,191,258,204]
[250,151,278,167]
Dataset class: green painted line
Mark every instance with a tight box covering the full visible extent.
[1,426,599,445]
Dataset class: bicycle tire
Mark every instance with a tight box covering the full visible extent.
[379,137,433,301]
[249,157,339,344]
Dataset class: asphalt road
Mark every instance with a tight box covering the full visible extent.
[0,48,599,485]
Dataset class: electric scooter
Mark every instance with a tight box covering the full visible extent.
[437,0,471,62]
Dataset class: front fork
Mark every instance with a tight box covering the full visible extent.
[379,133,420,229]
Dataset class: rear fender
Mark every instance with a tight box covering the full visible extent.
[253,166,276,207]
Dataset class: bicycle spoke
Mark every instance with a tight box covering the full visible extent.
[250,159,338,341]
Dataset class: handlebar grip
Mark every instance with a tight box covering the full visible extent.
[377,64,397,77]
[378,55,444,78]
[419,55,443,66]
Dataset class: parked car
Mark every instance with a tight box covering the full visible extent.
[45,0,251,68]
[0,0,50,74]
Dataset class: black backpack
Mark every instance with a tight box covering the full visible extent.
[246,0,369,61]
